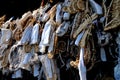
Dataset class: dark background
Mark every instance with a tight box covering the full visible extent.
[0,0,108,20]
[0,0,41,19]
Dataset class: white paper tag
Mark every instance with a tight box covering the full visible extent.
[16,69,22,78]
[100,47,107,61]
[33,64,40,77]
